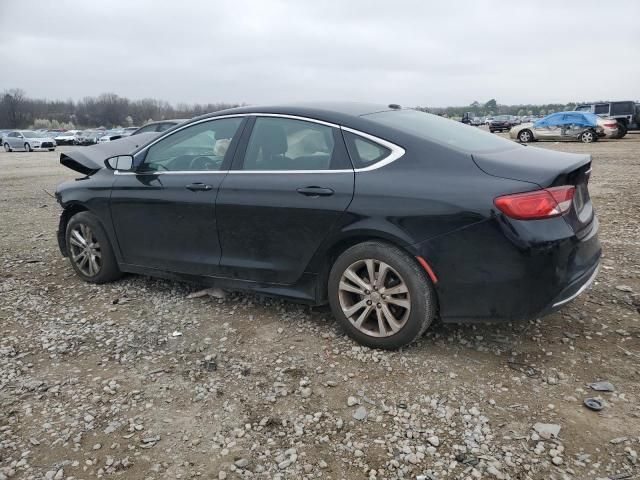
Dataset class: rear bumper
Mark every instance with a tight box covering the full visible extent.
[414,215,601,323]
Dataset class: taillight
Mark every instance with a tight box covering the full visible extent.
[603,122,618,128]
[494,186,575,220]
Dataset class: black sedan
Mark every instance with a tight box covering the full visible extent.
[55,103,601,349]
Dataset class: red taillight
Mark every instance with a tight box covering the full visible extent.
[494,186,575,220]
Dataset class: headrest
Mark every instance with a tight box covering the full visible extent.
[253,123,288,155]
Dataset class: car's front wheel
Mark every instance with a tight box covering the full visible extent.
[328,241,437,349]
[580,130,596,143]
[518,129,533,143]
[66,211,122,284]
[24,143,32,152]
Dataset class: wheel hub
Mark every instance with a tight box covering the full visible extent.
[337,258,411,338]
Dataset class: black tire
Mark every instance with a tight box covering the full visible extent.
[24,143,32,152]
[580,130,596,143]
[65,211,122,284]
[328,241,437,349]
[517,129,534,143]
[489,129,495,133]
[3,142,11,152]
[616,122,627,139]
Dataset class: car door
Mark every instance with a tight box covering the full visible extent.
[109,116,246,276]
[216,115,355,284]
[7,132,19,149]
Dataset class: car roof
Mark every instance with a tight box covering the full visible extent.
[199,102,398,125]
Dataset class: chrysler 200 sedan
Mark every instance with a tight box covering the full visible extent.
[55,103,601,349]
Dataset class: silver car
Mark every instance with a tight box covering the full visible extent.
[3,130,57,152]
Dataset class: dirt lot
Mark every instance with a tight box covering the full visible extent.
[1,134,639,480]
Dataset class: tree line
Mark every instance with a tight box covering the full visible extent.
[419,98,579,118]
[0,89,242,129]
[1,89,585,130]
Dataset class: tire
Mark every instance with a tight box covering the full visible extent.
[616,122,627,139]
[3,142,11,152]
[580,130,596,143]
[518,129,533,143]
[24,143,32,152]
[328,241,437,349]
[65,211,122,284]
[489,129,495,133]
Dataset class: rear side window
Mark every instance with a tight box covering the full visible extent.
[366,109,517,153]
[242,117,338,171]
[594,104,609,115]
[610,102,633,115]
[343,131,390,168]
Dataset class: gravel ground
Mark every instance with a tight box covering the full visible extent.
[0,134,639,480]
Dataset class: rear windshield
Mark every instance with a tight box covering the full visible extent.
[365,109,516,153]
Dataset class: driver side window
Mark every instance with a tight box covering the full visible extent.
[142,118,242,172]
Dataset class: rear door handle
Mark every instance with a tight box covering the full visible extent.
[296,186,334,197]
[186,183,212,191]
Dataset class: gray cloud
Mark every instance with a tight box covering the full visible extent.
[1,0,638,106]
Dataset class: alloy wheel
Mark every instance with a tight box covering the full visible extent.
[519,130,531,142]
[3,143,9,152]
[69,224,102,277]
[338,259,411,338]
[581,131,594,143]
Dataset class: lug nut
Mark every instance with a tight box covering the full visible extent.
[376,303,382,308]
[366,300,372,305]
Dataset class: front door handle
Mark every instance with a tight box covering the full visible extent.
[186,183,212,191]
[296,186,334,197]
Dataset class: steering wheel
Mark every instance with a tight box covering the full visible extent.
[191,156,219,170]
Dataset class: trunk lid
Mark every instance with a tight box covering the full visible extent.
[474,146,594,235]
[59,132,157,175]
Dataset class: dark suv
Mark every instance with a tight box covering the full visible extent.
[488,115,514,133]
[575,101,639,138]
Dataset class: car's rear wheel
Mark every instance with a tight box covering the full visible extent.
[66,211,122,284]
[518,129,533,143]
[24,143,32,152]
[328,241,437,349]
[580,130,596,143]
[3,142,11,152]
[616,122,627,139]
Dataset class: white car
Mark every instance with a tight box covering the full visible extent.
[3,130,56,152]
[98,129,125,143]
[54,130,80,145]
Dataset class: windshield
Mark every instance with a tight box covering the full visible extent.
[365,109,517,153]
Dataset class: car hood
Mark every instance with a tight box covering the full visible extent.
[60,132,156,175]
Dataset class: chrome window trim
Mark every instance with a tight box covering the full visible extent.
[128,113,405,175]
[340,126,406,172]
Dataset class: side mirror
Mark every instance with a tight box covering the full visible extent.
[105,155,134,171]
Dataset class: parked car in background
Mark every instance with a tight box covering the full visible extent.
[55,103,600,349]
[575,101,639,138]
[460,112,473,124]
[0,130,10,145]
[130,119,187,135]
[510,111,618,143]
[3,130,56,151]
[54,130,81,145]
[98,129,125,143]
[488,115,515,133]
[77,130,105,146]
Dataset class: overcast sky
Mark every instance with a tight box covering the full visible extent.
[1,0,638,107]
